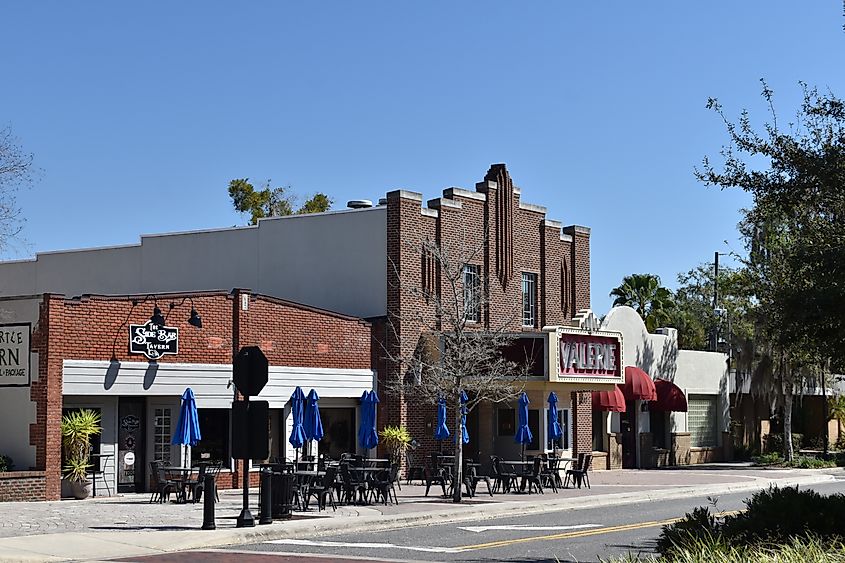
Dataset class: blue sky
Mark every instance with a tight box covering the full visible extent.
[2,2,843,314]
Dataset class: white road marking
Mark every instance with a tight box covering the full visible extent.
[267,539,463,553]
[458,524,602,533]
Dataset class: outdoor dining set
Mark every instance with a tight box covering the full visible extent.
[414,451,593,498]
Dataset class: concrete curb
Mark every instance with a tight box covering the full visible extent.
[0,473,835,563]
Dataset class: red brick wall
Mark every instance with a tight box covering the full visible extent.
[571,391,593,458]
[0,471,47,502]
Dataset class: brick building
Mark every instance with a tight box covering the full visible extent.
[0,163,623,499]
[379,164,619,467]
[0,290,374,500]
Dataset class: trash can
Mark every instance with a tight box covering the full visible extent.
[273,471,294,519]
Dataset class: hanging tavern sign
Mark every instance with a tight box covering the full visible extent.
[546,325,624,385]
[129,320,178,360]
[0,323,31,387]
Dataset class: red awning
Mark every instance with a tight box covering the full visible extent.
[651,379,688,412]
[592,385,626,412]
[621,366,657,402]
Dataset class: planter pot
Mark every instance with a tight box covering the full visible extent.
[62,478,92,499]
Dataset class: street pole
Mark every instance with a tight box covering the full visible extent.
[236,395,255,528]
[822,363,830,459]
[712,251,720,352]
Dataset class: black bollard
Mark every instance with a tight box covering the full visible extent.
[259,468,273,525]
[201,474,216,530]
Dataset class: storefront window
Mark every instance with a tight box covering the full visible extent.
[320,407,355,460]
[650,410,668,449]
[192,409,231,468]
[592,411,605,452]
[527,409,540,450]
[549,409,570,451]
[497,409,515,436]
[688,395,717,447]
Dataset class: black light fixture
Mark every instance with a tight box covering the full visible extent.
[150,306,166,326]
[168,296,203,330]
[188,307,203,329]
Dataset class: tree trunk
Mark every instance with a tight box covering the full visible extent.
[453,395,463,503]
[784,378,794,462]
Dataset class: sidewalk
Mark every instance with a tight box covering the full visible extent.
[0,464,838,562]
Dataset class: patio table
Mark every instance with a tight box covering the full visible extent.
[161,466,193,503]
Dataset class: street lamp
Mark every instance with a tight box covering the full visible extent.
[712,252,729,352]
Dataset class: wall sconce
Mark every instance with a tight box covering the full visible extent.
[169,296,203,329]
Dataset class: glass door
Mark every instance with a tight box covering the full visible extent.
[117,397,145,493]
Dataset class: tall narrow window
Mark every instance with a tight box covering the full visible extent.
[522,272,537,327]
[463,264,480,322]
[153,407,172,464]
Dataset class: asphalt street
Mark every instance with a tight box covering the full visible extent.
[119,479,845,563]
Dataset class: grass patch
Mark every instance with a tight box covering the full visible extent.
[611,536,845,562]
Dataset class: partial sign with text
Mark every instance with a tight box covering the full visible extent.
[0,323,31,387]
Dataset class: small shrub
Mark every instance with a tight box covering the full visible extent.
[753,452,784,466]
[655,506,720,558]
[0,455,13,472]
[802,435,827,450]
[764,433,803,455]
[784,456,835,469]
[655,487,845,559]
[722,486,845,544]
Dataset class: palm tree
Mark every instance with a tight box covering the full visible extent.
[609,274,674,331]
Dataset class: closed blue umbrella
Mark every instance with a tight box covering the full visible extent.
[289,387,307,460]
[457,391,469,445]
[359,390,380,450]
[514,392,532,460]
[172,388,202,467]
[304,389,324,444]
[548,392,563,452]
[357,390,369,448]
[434,397,450,443]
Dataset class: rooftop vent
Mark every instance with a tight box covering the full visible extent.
[377,198,387,206]
[347,199,373,209]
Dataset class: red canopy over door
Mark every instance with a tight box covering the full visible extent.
[591,385,627,412]
[621,366,657,402]
[651,379,688,412]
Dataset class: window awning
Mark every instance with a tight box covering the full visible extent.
[621,366,657,402]
[651,379,688,412]
[591,385,626,412]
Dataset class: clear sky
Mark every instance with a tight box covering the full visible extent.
[2,2,843,314]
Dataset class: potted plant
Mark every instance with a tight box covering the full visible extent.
[61,409,102,499]
[379,425,411,465]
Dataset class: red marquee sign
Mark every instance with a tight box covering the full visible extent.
[556,331,623,383]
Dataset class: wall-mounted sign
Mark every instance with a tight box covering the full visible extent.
[547,326,624,384]
[129,320,178,360]
[0,323,31,387]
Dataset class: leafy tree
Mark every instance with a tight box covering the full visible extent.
[697,80,845,460]
[670,264,755,360]
[0,124,37,253]
[609,273,674,331]
[228,178,332,225]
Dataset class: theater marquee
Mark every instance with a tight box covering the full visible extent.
[0,323,31,387]
[547,326,624,385]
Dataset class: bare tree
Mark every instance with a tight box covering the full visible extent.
[0,124,36,254]
[384,233,530,503]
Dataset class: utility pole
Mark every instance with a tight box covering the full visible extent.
[712,251,720,352]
